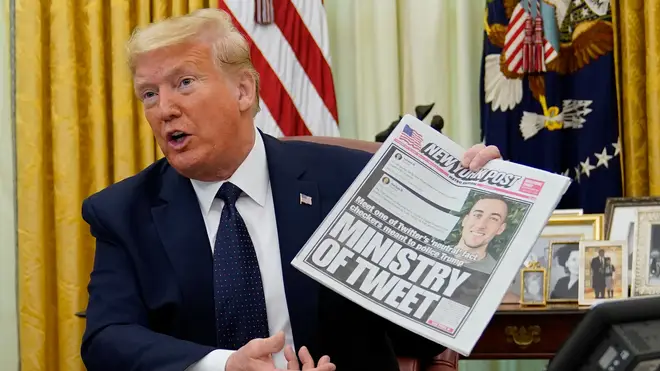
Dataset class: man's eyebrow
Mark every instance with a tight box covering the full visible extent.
[134,64,195,88]
[475,209,502,218]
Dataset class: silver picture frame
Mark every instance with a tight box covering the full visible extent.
[632,208,660,296]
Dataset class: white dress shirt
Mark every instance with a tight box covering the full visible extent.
[187,128,294,371]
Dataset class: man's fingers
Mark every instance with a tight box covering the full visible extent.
[469,145,501,171]
[264,332,286,353]
[298,346,314,370]
[317,355,331,365]
[315,363,336,371]
[461,143,485,168]
[284,345,299,370]
[249,331,285,357]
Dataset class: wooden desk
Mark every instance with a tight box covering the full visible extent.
[468,304,588,360]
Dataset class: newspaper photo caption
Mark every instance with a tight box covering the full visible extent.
[291,115,571,355]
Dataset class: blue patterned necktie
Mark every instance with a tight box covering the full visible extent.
[213,182,270,349]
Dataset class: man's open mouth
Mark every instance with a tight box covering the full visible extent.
[168,131,190,143]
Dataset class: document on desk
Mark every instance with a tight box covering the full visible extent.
[290,114,571,356]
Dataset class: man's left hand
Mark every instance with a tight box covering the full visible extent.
[461,143,502,171]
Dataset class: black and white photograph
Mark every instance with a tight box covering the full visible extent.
[546,241,579,302]
[520,269,546,306]
[648,225,660,285]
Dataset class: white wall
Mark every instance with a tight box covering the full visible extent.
[0,0,18,368]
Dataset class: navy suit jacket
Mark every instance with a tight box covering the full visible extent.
[81,132,444,371]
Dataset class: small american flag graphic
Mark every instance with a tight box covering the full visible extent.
[299,193,312,205]
[399,124,424,150]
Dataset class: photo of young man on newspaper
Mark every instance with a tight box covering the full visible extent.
[447,192,528,307]
[455,194,508,274]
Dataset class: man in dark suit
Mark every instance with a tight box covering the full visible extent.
[590,249,606,298]
[80,8,503,371]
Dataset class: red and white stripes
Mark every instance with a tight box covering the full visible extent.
[503,0,558,74]
[219,0,340,137]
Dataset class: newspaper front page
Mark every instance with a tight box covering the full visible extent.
[291,114,571,356]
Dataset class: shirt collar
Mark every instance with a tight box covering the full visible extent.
[190,127,269,214]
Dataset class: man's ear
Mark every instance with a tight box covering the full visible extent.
[236,70,256,113]
[496,222,507,236]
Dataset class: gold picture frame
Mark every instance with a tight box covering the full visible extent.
[546,241,580,303]
[552,209,584,216]
[520,267,547,306]
[544,214,604,240]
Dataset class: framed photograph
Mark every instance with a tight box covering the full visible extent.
[546,241,580,303]
[631,208,660,296]
[604,197,660,237]
[578,240,628,306]
[502,214,603,303]
[520,268,547,306]
[603,197,660,280]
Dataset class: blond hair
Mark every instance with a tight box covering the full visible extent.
[126,8,260,114]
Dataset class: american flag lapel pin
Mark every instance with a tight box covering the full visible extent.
[299,193,312,206]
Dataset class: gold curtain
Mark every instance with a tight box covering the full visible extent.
[613,0,660,196]
[16,1,212,370]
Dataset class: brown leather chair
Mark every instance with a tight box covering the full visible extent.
[280,135,460,371]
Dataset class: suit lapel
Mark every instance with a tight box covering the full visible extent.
[151,166,217,346]
[263,134,323,352]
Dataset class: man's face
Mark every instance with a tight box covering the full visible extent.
[132,41,254,180]
[460,198,508,249]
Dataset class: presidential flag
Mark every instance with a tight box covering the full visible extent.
[218,0,339,138]
[480,0,621,213]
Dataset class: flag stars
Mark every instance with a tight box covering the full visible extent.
[612,137,621,157]
[580,158,596,177]
[595,147,613,168]
[558,138,621,181]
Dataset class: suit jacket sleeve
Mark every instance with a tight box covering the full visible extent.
[81,198,215,371]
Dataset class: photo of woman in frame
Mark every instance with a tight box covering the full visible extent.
[547,241,579,302]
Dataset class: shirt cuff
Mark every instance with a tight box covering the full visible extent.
[186,349,236,371]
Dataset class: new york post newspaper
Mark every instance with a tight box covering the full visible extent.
[291,115,571,356]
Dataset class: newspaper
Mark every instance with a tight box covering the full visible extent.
[290,114,571,356]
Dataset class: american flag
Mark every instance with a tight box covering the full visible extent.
[299,193,312,205]
[218,0,340,138]
[399,124,424,150]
